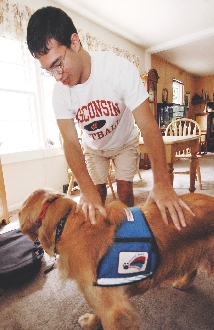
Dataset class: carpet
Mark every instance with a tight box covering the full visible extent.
[1,153,214,330]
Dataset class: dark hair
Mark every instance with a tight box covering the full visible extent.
[27,6,78,57]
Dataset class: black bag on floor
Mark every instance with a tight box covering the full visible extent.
[0,228,44,289]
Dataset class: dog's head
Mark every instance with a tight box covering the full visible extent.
[19,188,73,241]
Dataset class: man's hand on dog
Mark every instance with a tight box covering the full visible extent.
[146,182,195,230]
[75,190,107,224]
[75,182,195,231]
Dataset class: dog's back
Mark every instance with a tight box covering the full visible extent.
[128,193,214,295]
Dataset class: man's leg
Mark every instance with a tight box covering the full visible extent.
[83,146,109,204]
[117,180,134,207]
[95,183,107,205]
[113,136,139,207]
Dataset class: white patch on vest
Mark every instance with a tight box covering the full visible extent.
[118,251,148,274]
[123,208,134,221]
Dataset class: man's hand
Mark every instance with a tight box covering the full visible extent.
[75,190,107,224]
[146,183,195,230]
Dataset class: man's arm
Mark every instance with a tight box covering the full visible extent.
[57,118,106,223]
[133,99,194,230]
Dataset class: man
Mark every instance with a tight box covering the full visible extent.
[27,6,193,230]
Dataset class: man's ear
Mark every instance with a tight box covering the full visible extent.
[70,33,81,51]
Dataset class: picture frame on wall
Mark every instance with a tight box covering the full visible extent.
[162,88,168,103]
[185,92,190,108]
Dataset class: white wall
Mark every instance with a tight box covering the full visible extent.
[1,148,68,212]
[1,0,147,212]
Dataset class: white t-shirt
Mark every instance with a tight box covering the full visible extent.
[53,51,148,150]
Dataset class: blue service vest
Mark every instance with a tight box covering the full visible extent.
[96,207,159,286]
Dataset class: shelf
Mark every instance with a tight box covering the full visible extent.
[191,100,206,105]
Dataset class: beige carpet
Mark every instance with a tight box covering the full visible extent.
[1,153,214,330]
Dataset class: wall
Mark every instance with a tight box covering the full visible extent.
[151,54,196,118]
[1,148,68,212]
[151,54,214,119]
[194,76,214,100]
[191,75,214,116]
[1,0,147,212]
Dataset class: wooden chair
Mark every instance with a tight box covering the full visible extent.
[67,168,78,195]
[165,118,202,190]
[106,161,116,199]
[67,165,116,198]
[195,113,208,154]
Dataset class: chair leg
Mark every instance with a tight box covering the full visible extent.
[107,161,117,199]
[137,154,142,180]
[67,172,75,195]
[196,160,202,190]
[107,174,116,199]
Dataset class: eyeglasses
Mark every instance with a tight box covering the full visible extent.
[41,48,67,78]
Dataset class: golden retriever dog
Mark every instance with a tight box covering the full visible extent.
[19,189,214,330]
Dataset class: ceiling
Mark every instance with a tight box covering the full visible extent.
[52,0,214,77]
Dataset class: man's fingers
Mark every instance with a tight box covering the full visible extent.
[75,203,107,225]
[159,198,195,231]
[88,205,96,225]
[165,204,181,230]
[96,205,107,218]
[179,199,196,216]
[75,203,82,213]
[157,204,169,226]
[145,188,195,231]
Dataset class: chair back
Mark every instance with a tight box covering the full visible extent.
[165,118,201,137]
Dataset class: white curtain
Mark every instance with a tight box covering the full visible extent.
[0,0,33,41]
[78,28,139,68]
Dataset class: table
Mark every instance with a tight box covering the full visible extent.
[139,135,200,192]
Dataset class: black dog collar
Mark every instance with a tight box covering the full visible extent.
[44,207,72,275]
[54,207,72,254]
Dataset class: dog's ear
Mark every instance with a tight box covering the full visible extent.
[19,188,73,242]
[24,223,40,242]
[19,208,41,241]
[19,188,61,241]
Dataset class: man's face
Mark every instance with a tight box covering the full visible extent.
[37,36,86,86]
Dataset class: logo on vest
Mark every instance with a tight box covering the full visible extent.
[118,251,148,274]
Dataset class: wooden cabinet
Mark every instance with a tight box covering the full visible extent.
[0,159,9,224]
[192,100,207,115]
[139,69,159,170]
[195,112,214,152]
[141,69,159,122]
[207,112,214,151]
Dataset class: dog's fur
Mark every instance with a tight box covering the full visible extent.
[19,189,214,330]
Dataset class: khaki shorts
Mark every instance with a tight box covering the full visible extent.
[83,136,140,184]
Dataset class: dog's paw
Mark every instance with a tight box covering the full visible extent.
[78,313,92,328]
[172,270,197,291]
[78,313,102,330]
[173,280,192,291]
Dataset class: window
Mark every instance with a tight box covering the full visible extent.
[172,79,184,105]
[0,37,59,153]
